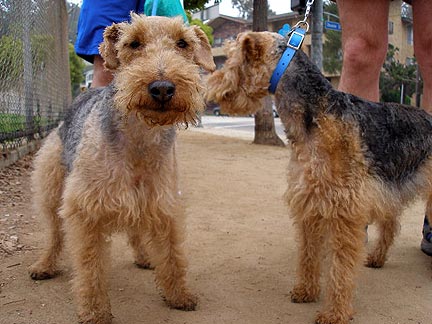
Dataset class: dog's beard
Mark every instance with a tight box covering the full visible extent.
[134,109,199,128]
[119,101,200,128]
[114,90,202,128]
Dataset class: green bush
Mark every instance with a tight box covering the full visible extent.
[0,113,47,134]
[0,113,25,133]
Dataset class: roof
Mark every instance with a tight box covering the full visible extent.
[267,12,302,22]
[207,15,248,29]
[207,12,305,30]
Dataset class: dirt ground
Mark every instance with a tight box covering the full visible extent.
[0,130,431,324]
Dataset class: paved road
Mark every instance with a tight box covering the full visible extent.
[198,115,286,140]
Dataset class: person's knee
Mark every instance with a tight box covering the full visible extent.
[415,40,432,110]
[342,37,386,74]
[415,41,432,72]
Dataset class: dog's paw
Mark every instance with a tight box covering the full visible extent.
[134,260,155,270]
[78,312,113,324]
[365,254,385,268]
[28,264,57,280]
[315,310,352,324]
[290,285,319,303]
[165,291,198,311]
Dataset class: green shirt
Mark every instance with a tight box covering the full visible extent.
[144,0,188,23]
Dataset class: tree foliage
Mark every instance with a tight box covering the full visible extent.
[322,1,342,74]
[67,2,81,44]
[0,34,54,88]
[380,44,417,104]
[68,43,85,96]
[186,11,214,45]
[184,0,214,11]
[232,0,275,19]
[0,36,23,85]
[31,35,54,70]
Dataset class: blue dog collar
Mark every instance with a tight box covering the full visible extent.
[269,27,306,94]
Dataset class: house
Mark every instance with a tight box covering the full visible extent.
[201,1,415,89]
[389,1,414,65]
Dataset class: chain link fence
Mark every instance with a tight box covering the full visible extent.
[0,0,71,157]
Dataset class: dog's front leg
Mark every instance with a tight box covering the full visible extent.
[148,207,197,311]
[64,212,113,324]
[290,212,324,303]
[315,216,366,324]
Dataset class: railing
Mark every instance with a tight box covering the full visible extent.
[401,2,413,24]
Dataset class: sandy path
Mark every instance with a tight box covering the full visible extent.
[0,130,431,324]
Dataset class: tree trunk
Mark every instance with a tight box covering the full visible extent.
[252,0,285,147]
[253,96,285,146]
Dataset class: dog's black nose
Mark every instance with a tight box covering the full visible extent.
[148,80,176,103]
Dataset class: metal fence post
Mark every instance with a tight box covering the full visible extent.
[21,0,34,140]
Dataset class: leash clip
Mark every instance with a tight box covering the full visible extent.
[287,29,305,50]
[292,20,310,34]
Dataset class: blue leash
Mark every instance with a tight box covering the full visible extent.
[151,0,159,16]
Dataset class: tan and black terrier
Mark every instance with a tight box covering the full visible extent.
[29,14,215,324]
[206,31,432,324]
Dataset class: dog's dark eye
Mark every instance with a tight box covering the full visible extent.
[176,39,188,49]
[130,40,141,49]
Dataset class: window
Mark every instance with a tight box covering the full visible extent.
[388,21,394,35]
[406,57,415,66]
[214,38,223,46]
[407,25,413,45]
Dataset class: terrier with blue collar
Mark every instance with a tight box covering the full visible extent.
[206,30,432,324]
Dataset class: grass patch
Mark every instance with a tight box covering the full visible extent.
[0,113,48,134]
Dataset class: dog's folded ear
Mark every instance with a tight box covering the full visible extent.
[191,25,216,72]
[99,23,122,71]
[240,33,264,63]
